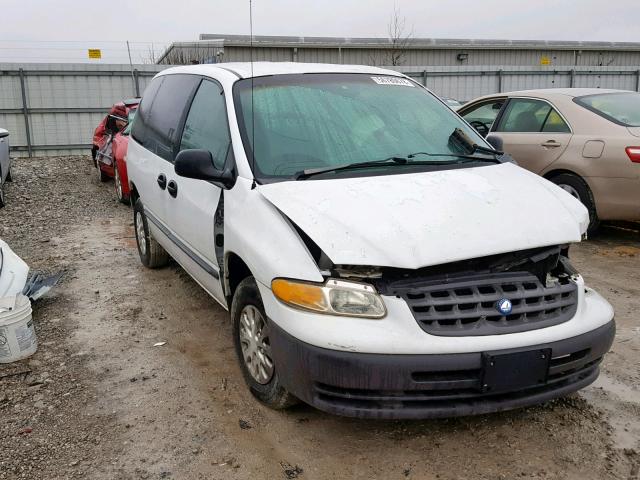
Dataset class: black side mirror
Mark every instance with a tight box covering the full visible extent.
[174,149,236,189]
[486,135,503,151]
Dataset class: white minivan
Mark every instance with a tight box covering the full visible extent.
[126,63,615,419]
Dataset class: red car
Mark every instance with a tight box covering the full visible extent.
[92,98,139,204]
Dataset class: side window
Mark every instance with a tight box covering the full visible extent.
[460,99,505,136]
[179,80,231,169]
[145,74,200,162]
[131,76,164,145]
[496,99,570,133]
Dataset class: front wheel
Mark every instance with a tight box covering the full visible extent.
[550,173,600,235]
[5,165,12,182]
[231,277,298,410]
[114,166,129,205]
[133,198,169,268]
[96,162,109,183]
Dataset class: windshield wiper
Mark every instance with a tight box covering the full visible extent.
[295,156,409,180]
[449,127,503,156]
[407,151,501,163]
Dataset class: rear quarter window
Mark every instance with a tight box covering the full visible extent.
[574,92,640,127]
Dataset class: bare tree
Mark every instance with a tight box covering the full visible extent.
[369,5,414,67]
[387,5,413,65]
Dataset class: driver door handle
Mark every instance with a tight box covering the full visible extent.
[167,180,178,198]
[541,140,561,148]
[157,173,167,189]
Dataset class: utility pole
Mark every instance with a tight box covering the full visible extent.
[126,40,136,96]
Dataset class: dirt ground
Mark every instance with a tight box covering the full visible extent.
[1,156,639,480]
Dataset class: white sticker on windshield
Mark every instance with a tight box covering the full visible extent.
[370,76,415,87]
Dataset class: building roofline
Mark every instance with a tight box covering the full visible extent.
[197,34,640,51]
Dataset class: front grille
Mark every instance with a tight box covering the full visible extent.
[391,271,578,336]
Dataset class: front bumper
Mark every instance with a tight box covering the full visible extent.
[269,320,615,419]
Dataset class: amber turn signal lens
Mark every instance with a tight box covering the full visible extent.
[271,279,328,313]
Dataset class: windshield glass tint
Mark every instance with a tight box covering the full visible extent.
[233,74,488,181]
[575,92,640,127]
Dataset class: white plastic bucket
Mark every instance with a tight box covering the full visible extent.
[0,294,36,363]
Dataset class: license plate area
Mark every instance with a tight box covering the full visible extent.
[481,348,551,393]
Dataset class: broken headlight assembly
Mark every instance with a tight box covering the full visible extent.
[271,278,386,318]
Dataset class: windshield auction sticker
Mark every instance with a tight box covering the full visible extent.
[370,76,415,87]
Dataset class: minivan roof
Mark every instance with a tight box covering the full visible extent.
[158,62,403,80]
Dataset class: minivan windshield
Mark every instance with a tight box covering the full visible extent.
[574,92,640,127]
[233,73,493,182]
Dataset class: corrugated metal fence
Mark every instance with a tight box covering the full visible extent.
[2,63,639,157]
[0,63,165,157]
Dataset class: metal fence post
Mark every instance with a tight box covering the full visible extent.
[636,70,640,92]
[422,70,427,86]
[133,69,140,97]
[18,68,33,158]
[497,69,503,93]
[570,69,576,88]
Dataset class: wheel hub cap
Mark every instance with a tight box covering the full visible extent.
[558,183,580,200]
[239,305,274,384]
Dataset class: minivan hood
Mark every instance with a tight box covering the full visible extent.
[258,163,588,269]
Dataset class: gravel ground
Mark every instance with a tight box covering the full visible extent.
[0,156,639,480]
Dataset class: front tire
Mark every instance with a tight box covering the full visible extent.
[550,173,600,235]
[133,198,169,268]
[231,277,297,410]
[114,166,129,205]
[0,181,5,209]
[5,165,12,182]
[96,162,109,183]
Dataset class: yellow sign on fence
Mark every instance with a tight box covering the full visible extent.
[88,49,102,59]
[540,55,551,66]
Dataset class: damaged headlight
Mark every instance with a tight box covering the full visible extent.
[271,278,386,318]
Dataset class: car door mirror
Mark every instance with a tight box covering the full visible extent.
[174,149,235,189]
[486,135,503,151]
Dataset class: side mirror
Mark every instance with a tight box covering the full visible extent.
[174,149,236,189]
[486,135,503,151]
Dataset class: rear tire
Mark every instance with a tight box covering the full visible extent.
[5,165,12,182]
[550,173,600,235]
[231,276,298,410]
[133,198,169,268]
[0,181,5,209]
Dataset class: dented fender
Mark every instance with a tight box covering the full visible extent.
[223,177,324,289]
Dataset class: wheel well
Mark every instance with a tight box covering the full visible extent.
[225,253,252,302]
[543,169,578,181]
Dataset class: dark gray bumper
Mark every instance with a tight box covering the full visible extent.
[269,320,615,419]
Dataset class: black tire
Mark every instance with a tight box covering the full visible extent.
[114,166,129,205]
[95,161,109,183]
[0,181,5,209]
[550,173,600,235]
[231,276,298,410]
[133,198,169,268]
[5,165,12,182]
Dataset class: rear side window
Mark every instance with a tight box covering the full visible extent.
[131,76,163,145]
[496,98,570,133]
[179,80,231,169]
[574,92,640,127]
[145,74,200,162]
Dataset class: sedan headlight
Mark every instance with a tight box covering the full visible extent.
[271,278,386,318]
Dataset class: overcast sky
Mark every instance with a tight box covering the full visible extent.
[1,0,638,63]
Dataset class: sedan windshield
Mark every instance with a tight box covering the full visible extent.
[233,73,492,182]
[574,92,640,127]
